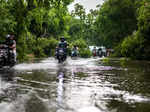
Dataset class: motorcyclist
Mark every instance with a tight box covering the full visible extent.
[5,34,16,62]
[57,37,68,59]
[71,45,79,57]
[98,48,102,57]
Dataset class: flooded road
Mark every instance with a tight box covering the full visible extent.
[0,57,150,112]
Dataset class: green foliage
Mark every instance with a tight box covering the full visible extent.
[68,19,82,40]
[138,1,150,41]
[17,32,58,61]
[95,0,137,48]
[92,0,150,60]
[79,48,92,58]
[69,38,91,58]
[119,0,150,60]
[112,44,122,57]
[0,1,16,39]
[120,32,143,59]
[72,38,87,48]
[25,32,37,54]
[73,3,86,20]
[1,0,150,61]
[17,32,29,61]
[70,5,99,46]
[0,0,73,61]
[33,37,58,57]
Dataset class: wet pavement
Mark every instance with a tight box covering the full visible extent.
[0,57,150,112]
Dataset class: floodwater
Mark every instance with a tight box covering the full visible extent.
[0,57,150,112]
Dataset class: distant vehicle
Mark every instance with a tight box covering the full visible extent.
[71,46,79,58]
[100,46,107,57]
[89,46,107,57]
[71,50,78,58]
[89,46,99,52]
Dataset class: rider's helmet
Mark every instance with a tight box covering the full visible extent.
[74,45,77,48]
[60,36,65,42]
[6,34,15,40]
[6,34,11,39]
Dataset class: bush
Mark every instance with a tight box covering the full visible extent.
[113,44,122,57]
[33,37,58,57]
[17,33,28,62]
[70,38,91,58]
[72,38,87,49]
[120,31,144,59]
[16,32,58,61]
[79,48,92,58]
[43,38,58,56]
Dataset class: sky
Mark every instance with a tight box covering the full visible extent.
[68,0,104,13]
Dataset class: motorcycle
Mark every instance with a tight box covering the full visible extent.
[71,49,78,58]
[57,48,66,63]
[0,44,16,68]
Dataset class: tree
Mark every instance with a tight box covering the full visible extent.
[0,0,74,60]
[95,0,137,48]
[0,1,16,40]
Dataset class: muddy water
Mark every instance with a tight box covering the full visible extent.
[0,57,150,112]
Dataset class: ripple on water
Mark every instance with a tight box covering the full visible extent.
[14,58,58,71]
[1,57,150,112]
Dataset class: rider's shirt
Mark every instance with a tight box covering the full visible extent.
[58,41,67,49]
[6,39,16,51]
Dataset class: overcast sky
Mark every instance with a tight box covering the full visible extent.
[68,0,104,13]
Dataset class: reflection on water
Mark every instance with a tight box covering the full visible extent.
[0,57,150,112]
[56,67,65,110]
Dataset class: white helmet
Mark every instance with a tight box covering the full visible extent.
[6,34,11,39]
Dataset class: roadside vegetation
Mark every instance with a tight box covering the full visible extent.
[95,0,150,60]
[0,0,149,61]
